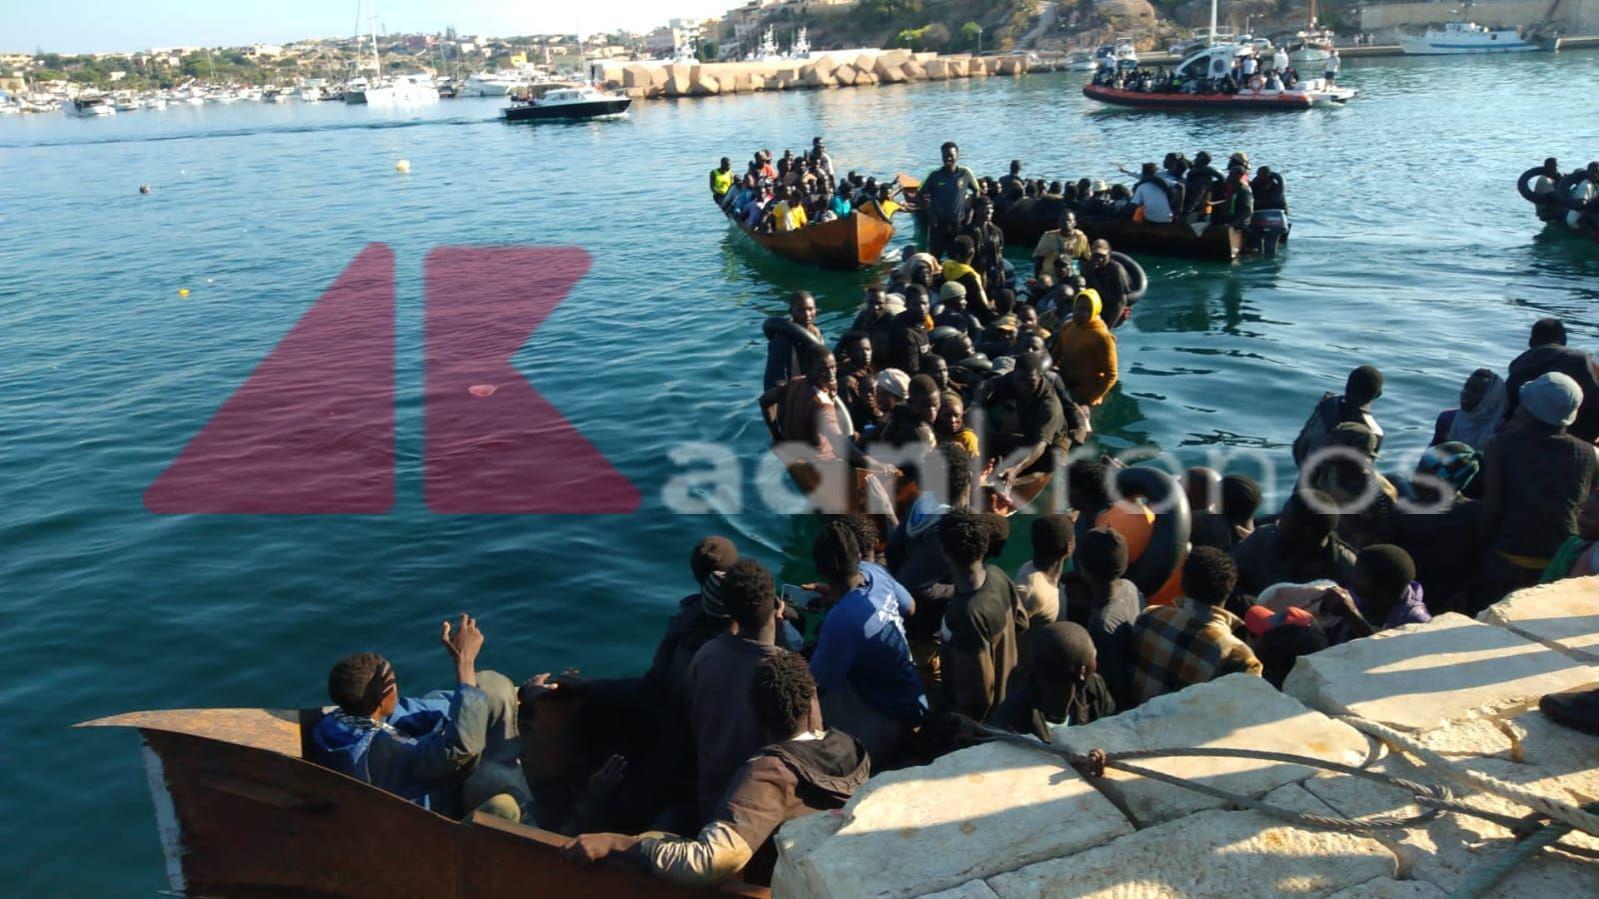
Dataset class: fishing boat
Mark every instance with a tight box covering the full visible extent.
[66,94,116,116]
[722,198,895,270]
[501,86,631,122]
[1401,21,1559,54]
[1284,0,1336,65]
[79,708,767,899]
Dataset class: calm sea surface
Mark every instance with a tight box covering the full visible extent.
[2,52,1597,893]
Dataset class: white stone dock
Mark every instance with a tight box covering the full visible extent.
[774,577,1599,898]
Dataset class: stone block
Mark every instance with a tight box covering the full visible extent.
[879,48,912,68]
[853,53,877,72]
[919,881,1001,899]
[1302,752,1599,893]
[1325,878,1448,899]
[902,60,928,80]
[924,59,950,79]
[873,57,906,82]
[1478,575,1599,663]
[663,76,691,97]
[986,808,1397,898]
[664,62,697,86]
[1283,613,1599,732]
[1053,674,1371,826]
[621,64,654,89]
[771,741,1133,899]
[832,64,857,86]
[747,74,766,91]
[623,87,648,100]
[947,57,970,78]
[691,76,719,96]
[855,70,878,86]
[809,54,840,78]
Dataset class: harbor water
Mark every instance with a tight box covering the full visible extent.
[2,52,1597,893]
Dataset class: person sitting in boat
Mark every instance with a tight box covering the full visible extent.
[807,135,834,181]
[980,351,1068,489]
[836,330,882,441]
[1083,240,1134,328]
[308,614,528,821]
[1033,210,1091,279]
[828,182,853,219]
[1265,70,1284,90]
[852,284,898,366]
[710,157,734,204]
[922,141,980,258]
[1130,162,1176,224]
[1292,364,1386,467]
[1282,65,1300,89]
[962,198,1007,296]
[1254,166,1288,212]
[934,282,982,339]
[756,149,776,181]
[742,183,773,231]
[563,650,869,888]
[888,285,934,375]
[772,186,808,233]
[872,182,902,218]
[977,314,1025,361]
[999,160,1025,205]
[1184,151,1224,217]
[879,373,939,451]
[941,236,992,321]
[763,290,824,391]
[936,392,982,458]
[1050,290,1119,407]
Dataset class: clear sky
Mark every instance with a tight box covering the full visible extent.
[8,0,733,55]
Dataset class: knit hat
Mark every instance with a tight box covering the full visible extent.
[1520,371,1583,427]
[875,368,910,400]
[1244,604,1315,638]
[1077,527,1129,581]
[690,536,738,584]
[939,281,967,301]
[700,570,729,619]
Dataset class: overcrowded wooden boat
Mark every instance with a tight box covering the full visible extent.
[79,708,767,899]
[996,196,1246,262]
[723,200,896,270]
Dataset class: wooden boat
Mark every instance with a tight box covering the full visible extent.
[723,199,895,270]
[79,707,767,899]
[996,196,1245,261]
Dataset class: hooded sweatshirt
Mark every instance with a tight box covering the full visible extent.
[1505,344,1599,441]
[635,730,869,887]
[308,687,489,813]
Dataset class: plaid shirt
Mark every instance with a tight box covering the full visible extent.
[1128,599,1263,704]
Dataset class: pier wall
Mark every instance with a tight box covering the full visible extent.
[1359,0,1599,33]
[587,50,1035,101]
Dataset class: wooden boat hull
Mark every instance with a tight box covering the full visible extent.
[1083,83,1314,111]
[725,204,895,270]
[996,197,1244,261]
[79,708,766,899]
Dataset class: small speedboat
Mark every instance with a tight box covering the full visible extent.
[67,95,116,116]
[501,86,631,122]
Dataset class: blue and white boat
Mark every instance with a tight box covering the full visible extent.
[1400,21,1559,54]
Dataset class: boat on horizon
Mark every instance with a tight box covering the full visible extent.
[1401,21,1560,54]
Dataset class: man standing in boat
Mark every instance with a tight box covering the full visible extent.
[922,141,979,258]
[1323,49,1340,85]
[709,157,734,204]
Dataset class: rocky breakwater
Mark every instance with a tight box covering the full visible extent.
[774,576,1599,898]
[590,50,1037,102]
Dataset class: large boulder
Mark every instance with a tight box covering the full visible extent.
[855,69,878,85]
[832,64,857,86]
[771,741,1133,899]
[1053,674,1370,827]
[664,62,698,86]
[902,59,928,80]
[691,76,719,96]
[663,74,691,97]
[874,61,907,84]
[1477,575,1599,663]
[924,58,950,79]
[802,66,836,88]
[621,64,654,89]
[1283,612,1599,732]
[947,56,970,78]
[879,48,912,68]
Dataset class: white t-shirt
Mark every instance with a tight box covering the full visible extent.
[1014,561,1061,625]
[1242,57,1257,76]
[1131,180,1174,223]
[1273,49,1289,71]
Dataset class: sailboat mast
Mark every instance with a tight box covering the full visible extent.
[369,4,383,80]
[1209,0,1219,43]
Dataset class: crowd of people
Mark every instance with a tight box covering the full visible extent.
[710,136,903,234]
[298,142,1599,893]
[1093,43,1341,96]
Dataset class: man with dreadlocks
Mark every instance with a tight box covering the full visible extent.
[563,650,869,887]
[308,613,528,820]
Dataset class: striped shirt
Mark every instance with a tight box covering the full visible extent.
[1128,599,1262,704]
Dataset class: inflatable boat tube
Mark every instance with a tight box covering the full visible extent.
[1111,466,1191,596]
[763,316,825,348]
[930,325,964,344]
[1553,171,1594,212]
[1112,251,1148,302]
[1517,166,1549,204]
[833,393,855,439]
[956,353,994,373]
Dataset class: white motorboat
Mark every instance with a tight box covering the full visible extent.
[501,84,631,122]
[1065,51,1099,72]
[67,94,116,116]
[346,75,439,105]
[461,70,527,97]
[262,87,288,103]
[1401,21,1559,54]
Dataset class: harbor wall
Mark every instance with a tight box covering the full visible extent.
[586,50,1036,101]
[1359,0,1599,33]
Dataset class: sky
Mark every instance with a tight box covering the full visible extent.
[8,0,733,55]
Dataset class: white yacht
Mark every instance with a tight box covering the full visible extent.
[461,70,528,97]
[1401,21,1558,54]
[67,94,116,116]
[346,74,439,105]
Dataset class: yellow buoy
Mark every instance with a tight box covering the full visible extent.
[177,288,190,297]
[395,159,411,173]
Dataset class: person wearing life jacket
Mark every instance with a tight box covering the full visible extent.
[1184,151,1223,216]
[1212,162,1253,228]
[1083,240,1133,328]
[941,235,992,322]
[710,157,734,203]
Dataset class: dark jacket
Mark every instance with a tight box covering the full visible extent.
[1505,344,1599,441]
[686,633,784,821]
[1292,394,1383,467]
[1084,259,1133,326]
[889,312,931,375]
[763,324,824,391]
[1479,420,1599,560]
[1230,524,1358,602]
